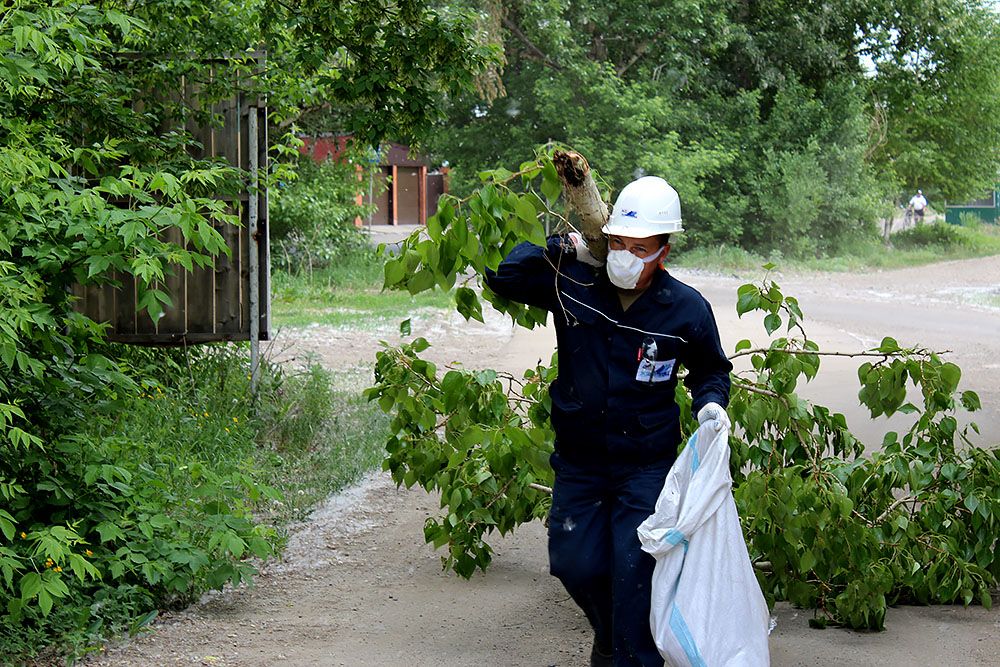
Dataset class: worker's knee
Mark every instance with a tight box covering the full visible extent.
[549,541,609,588]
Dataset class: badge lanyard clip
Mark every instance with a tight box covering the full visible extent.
[640,337,657,384]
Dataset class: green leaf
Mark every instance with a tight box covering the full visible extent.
[95,522,124,543]
[980,588,993,609]
[878,337,900,353]
[960,390,981,411]
[736,284,760,316]
[399,319,412,336]
[540,162,561,202]
[406,269,435,295]
[764,313,781,335]
[940,363,961,392]
[384,259,405,287]
[426,213,443,241]
[799,549,817,573]
[132,610,158,632]
[20,572,42,601]
[0,511,14,541]
[455,287,484,323]
[515,196,538,226]
[37,588,52,616]
[222,533,246,558]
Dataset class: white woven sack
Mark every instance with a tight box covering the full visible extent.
[637,423,771,667]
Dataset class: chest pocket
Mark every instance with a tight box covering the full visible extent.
[633,334,680,385]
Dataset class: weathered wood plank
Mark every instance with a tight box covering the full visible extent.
[215,213,243,334]
[114,271,137,335]
[186,253,216,335]
[159,225,187,333]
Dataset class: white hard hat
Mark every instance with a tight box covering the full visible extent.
[603,176,683,237]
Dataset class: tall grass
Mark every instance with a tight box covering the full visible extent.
[96,345,389,528]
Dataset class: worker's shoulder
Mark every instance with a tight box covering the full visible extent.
[653,272,709,307]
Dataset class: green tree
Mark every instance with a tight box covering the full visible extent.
[427,0,1000,256]
[1,0,495,653]
[866,0,1000,203]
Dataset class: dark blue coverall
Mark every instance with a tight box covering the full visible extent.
[485,237,732,666]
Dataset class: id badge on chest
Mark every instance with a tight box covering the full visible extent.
[635,337,676,383]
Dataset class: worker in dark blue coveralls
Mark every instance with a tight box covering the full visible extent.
[484,176,733,667]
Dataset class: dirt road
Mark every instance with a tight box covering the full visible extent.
[87,256,1000,666]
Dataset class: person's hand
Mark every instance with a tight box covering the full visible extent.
[568,232,604,267]
[697,402,731,432]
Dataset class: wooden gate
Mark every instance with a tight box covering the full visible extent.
[74,81,270,345]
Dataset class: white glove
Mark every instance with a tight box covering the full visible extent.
[568,232,604,267]
[697,402,731,432]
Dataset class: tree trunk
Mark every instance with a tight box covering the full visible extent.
[553,150,609,262]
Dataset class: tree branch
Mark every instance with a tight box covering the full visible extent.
[874,495,918,525]
[732,380,779,398]
[616,32,667,77]
[552,150,609,262]
[502,16,562,71]
[729,348,897,361]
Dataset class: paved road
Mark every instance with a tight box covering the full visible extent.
[688,263,1000,449]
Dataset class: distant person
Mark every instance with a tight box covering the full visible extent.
[909,190,928,225]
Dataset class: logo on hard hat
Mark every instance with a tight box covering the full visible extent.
[622,210,638,218]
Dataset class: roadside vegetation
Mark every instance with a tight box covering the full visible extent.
[0,0,487,663]
[674,217,1000,274]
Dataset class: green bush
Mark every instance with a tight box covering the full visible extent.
[0,0,481,661]
[893,222,974,249]
[271,156,376,272]
[0,5,270,658]
[0,342,351,662]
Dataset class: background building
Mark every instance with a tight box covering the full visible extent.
[300,134,447,226]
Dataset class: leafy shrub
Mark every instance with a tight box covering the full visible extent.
[271,156,376,272]
[0,340,349,662]
[0,5,268,658]
[754,142,828,258]
[0,0,484,660]
[256,362,335,454]
[893,222,973,249]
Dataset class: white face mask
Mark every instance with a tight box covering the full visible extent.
[606,247,663,290]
